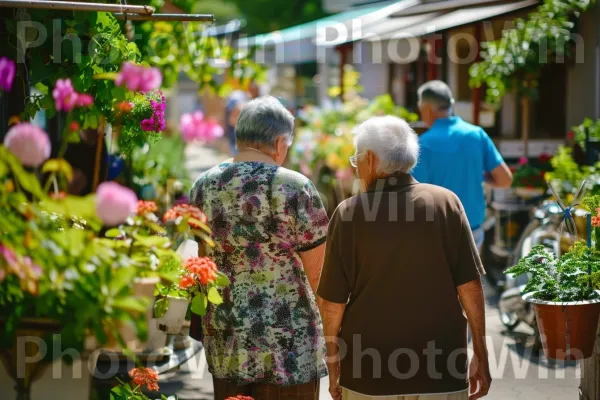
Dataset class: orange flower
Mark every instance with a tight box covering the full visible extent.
[163,204,207,229]
[179,274,195,289]
[593,216,600,228]
[136,200,158,216]
[116,101,133,113]
[128,367,159,391]
[184,257,217,285]
[50,191,66,200]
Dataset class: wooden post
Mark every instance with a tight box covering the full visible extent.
[521,95,530,157]
[472,23,482,126]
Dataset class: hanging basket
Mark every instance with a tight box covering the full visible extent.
[523,292,600,360]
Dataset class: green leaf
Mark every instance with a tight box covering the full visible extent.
[109,267,137,294]
[207,287,223,305]
[0,159,8,179]
[192,230,215,247]
[154,297,169,318]
[148,222,167,235]
[42,158,74,182]
[190,292,207,316]
[105,228,122,238]
[113,297,148,313]
[215,272,230,288]
[34,82,48,95]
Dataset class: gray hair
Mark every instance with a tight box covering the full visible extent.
[418,80,455,111]
[353,116,419,175]
[235,96,294,147]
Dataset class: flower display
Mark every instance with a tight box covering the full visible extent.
[140,94,166,132]
[183,257,218,285]
[95,182,138,226]
[512,154,552,189]
[0,244,41,295]
[128,367,159,391]
[52,78,93,112]
[0,56,16,92]
[179,111,224,143]
[116,62,163,93]
[163,204,207,229]
[136,200,158,216]
[4,123,51,167]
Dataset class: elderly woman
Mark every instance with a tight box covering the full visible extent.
[190,96,329,399]
[318,116,491,400]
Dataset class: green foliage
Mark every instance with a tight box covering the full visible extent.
[506,242,600,301]
[573,118,600,151]
[0,147,147,353]
[110,378,178,400]
[228,0,326,36]
[545,146,587,197]
[469,0,595,105]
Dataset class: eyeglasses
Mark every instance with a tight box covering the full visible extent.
[349,153,365,168]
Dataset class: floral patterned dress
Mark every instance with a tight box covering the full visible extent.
[190,161,329,386]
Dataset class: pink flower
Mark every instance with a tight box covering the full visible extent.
[53,79,78,112]
[518,156,528,165]
[140,119,155,131]
[4,123,51,167]
[179,112,223,143]
[0,57,16,92]
[116,62,162,93]
[335,167,353,180]
[0,244,17,268]
[76,94,93,108]
[139,67,163,93]
[95,182,138,226]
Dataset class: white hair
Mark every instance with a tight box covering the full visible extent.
[235,95,294,148]
[353,116,419,174]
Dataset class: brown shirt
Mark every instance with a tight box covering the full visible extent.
[317,173,484,396]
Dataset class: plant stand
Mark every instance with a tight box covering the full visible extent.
[580,320,600,399]
[0,319,61,400]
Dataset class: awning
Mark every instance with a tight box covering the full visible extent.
[237,0,418,63]
[370,0,539,41]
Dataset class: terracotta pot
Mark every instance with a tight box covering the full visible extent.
[524,292,600,360]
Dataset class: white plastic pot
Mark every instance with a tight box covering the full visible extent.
[156,296,190,334]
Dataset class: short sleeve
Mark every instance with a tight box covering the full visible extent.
[482,130,504,173]
[317,205,351,303]
[452,202,486,286]
[295,179,329,252]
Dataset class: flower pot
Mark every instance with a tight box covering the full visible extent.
[514,187,545,200]
[156,297,189,334]
[523,292,600,360]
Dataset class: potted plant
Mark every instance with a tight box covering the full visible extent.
[506,240,600,360]
[0,124,150,398]
[511,154,552,199]
[110,367,177,400]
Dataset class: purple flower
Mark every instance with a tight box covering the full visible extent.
[53,79,78,112]
[116,62,162,93]
[0,57,16,92]
[140,119,155,131]
[95,182,138,226]
[4,123,51,167]
[179,111,223,143]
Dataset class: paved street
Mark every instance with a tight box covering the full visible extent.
[161,144,581,399]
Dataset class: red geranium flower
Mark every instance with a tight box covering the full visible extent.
[179,274,195,289]
[184,257,218,285]
[128,367,159,391]
[568,131,575,140]
[163,204,207,229]
[539,153,551,163]
[136,200,158,215]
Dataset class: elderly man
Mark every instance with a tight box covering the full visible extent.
[412,81,512,249]
[318,116,491,400]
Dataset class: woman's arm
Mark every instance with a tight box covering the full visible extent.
[299,242,326,295]
[321,300,346,400]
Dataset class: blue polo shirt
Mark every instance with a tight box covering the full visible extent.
[411,116,504,230]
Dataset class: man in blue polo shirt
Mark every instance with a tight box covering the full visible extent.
[412,81,513,249]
